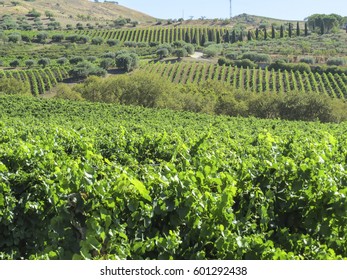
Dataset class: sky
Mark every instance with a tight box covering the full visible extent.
[100,0,347,21]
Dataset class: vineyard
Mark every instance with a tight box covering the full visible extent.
[74,25,310,45]
[142,62,347,98]
[0,67,69,95]
[1,96,347,260]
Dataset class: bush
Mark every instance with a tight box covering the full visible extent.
[9,59,20,68]
[0,77,30,95]
[156,48,169,59]
[203,44,222,57]
[299,56,315,64]
[70,61,106,79]
[106,39,120,46]
[234,59,257,68]
[241,52,271,63]
[99,58,115,70]
[327,57,346,66]
[183,43,195,55]
[57,57,68,65]
[54,84,83,101]
[91,37,103,45]
[25,59,35,68]
[38,58,50,68]
[51,34,64,42]
[116,53,139,72]
[8,33,21,43]
[69,56,84,65]
[174,48,188,60]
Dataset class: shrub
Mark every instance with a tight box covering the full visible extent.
[116,53,139,72]
[9,59,20,68]
[0,77,30,95]
[299,56,315,64]
[70,61,106,79]
[8,33,21,43]
[106,39,120,46]
[326,57,346,66]
[99,58,115,70]
[25,59,35,68]
[57,57,68,65]
[241,52,271,63]
[69,56,84,65]
[234,59,257,68]
[91,37,103,45]
[52,34,64,42]
[38,58,50,68]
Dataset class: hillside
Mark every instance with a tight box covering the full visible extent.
[0,0,155,24]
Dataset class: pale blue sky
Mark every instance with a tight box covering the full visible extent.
[100,0,347,20]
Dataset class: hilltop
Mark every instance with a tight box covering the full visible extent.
[0,0,155,25]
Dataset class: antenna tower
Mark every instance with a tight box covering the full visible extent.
[229,0,232,19]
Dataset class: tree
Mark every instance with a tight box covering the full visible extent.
[57,57,68,65]
[296,22,300,36]
[306,14,344,34]
[52,34,64,42]
[38,58,50,68]
[36,32,48,44]
[25,59,35,68]
[8,33,21,43]
[156,48,169,59]
[28,9,41,18]
[45,11,54,19]
[271,25,276,39]
[280,25,284,38]
[116,53,139,72]
[305,22,308,36]
[0,77,30,95]
[174,48,188,60]
[99,58,115,70]
[107,39,120,46]
[288,23,293,37]
[91,36,103,45]
[9,60,20,68]
[70,61,106,79]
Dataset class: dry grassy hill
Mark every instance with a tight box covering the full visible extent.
[0,0,155,24]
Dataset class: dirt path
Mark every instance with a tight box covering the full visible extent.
[190,52,204,59]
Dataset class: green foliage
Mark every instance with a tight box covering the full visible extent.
[115,53,139,72]
[327,57,346,66]
[0,77,30,95]
[99,58,114,70]
[38,58,50,68]
[91,37,103,45]
[1,96,347,259]
[70,61,106,79]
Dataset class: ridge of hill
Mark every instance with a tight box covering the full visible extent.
[0,0,155,24]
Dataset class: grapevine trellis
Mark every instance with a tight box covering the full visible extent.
[141,61,347,98]
[0,67,70,95]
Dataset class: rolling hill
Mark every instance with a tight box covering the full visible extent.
[0,0,155,24]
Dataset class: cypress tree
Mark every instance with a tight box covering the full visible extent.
[305,22,308,36]
[271,25,275,39]
[247,30,252,41]
[224,30,230,43]
[231,30,236,43]
[185,30,191,43]
[280,25,284,38]
[320,21,324,35]
[239,31,243,42]
[288,23,292,37]
[296,22,300,36]
[264,28,267,40]
[255,28,259,40]
[201,33,206,46]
